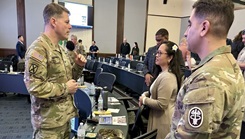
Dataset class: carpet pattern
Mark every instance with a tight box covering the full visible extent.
[0,94,32,139]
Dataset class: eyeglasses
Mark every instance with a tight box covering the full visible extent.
[242,29,245,35]
[155,50,167,56]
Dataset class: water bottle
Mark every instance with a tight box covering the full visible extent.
[140,56,142,61]
[102,90,108,111]
[10,65,13,73]
[77,123,86,139]
[127,63,131,70]
[98,91,103,111]
[91,82,95,95]
[4,64,8,72]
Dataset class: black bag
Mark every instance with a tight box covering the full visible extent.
[141,105,150,120]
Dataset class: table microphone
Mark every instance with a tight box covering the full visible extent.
[66,40,75,51]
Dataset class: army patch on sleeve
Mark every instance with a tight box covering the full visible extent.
[188,107,203,128]
[29,64,38,75]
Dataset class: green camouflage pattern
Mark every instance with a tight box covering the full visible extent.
[166,46,245,139]
[24,34,83,129]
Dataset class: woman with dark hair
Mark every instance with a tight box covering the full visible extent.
[131,42,139,56]
[231,30,244,59]
[139,41,182,138]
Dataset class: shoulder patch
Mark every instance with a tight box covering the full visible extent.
[29,64,39,75]
[31,50,44,62]
[188,107,203,128]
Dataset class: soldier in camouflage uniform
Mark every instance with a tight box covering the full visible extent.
[165,0,245,139]
[24,3,86,139]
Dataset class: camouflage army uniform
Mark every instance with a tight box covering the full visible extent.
[76,43,86,57]
[165,46,245,139]
[24,34,83,138]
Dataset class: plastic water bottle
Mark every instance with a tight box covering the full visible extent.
[127,64,130,70]
[91,82,95,95]
[10,65,13,73]
[140,56,142,61]
[77,123,86,139]
[98,92,103,111]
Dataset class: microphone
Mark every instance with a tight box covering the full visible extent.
[66,40,75,51]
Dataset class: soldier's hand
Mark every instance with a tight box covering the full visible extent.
[74,52,87,67]
[66,79,78,94]
[145,73,153,86]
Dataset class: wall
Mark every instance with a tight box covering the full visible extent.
[146,0,185,51]
[228,9,245,40]
[0,0,18,49]
[93,0,117,54]
[25,0,51,47]
[124,0,147,55]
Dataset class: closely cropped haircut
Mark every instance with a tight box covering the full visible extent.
[43,3,70,25]
[193,0,234,39]
[155,28,169,40]
[18,35,23,39]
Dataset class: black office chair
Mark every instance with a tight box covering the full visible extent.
[133,129,157,139]
[97,72,116,92]
[129,106,148,138]
[136,63,144,71]
[119,61,126,67]
[94,68,103,85]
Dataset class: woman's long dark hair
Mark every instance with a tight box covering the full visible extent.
[152,41,182,91]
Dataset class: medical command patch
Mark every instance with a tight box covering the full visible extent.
[188,107,203,128]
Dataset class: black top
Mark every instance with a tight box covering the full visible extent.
[120,42,130,56]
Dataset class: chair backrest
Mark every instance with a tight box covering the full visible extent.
[85,60,91,69]
[119,61,126,67]
[97,72,116,92]
[136,63,144,71]
[131,107,145,136]
[105,57,110,63]
[0,61,12,71]
[74,89,92,120]
[133,129,158,139]
[94,68,103,85]
[88,60,95,70]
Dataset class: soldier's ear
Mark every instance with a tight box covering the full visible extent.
[200,20,210,37]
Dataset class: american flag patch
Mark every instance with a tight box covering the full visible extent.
[31,50,44,62]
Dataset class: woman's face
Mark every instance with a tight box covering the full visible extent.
[155,44,172,67]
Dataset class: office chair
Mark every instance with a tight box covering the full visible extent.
[73,89,92,132]
[133,129,157,139]
[94,68,103,85]
[136,63,144,71]
[119,61,126,67]
[97,72,116,92]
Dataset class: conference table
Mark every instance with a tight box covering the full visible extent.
[73,85,129,139]
[0,72,29,95]
[93,60,148,95]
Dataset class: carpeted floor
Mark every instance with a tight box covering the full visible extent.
[0,93,32,139]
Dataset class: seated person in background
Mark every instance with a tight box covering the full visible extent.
[89,40,99,59]
[120,38,131,58]
[16,35,26,60]
[139,41,182,139]
[131,42,139,56]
